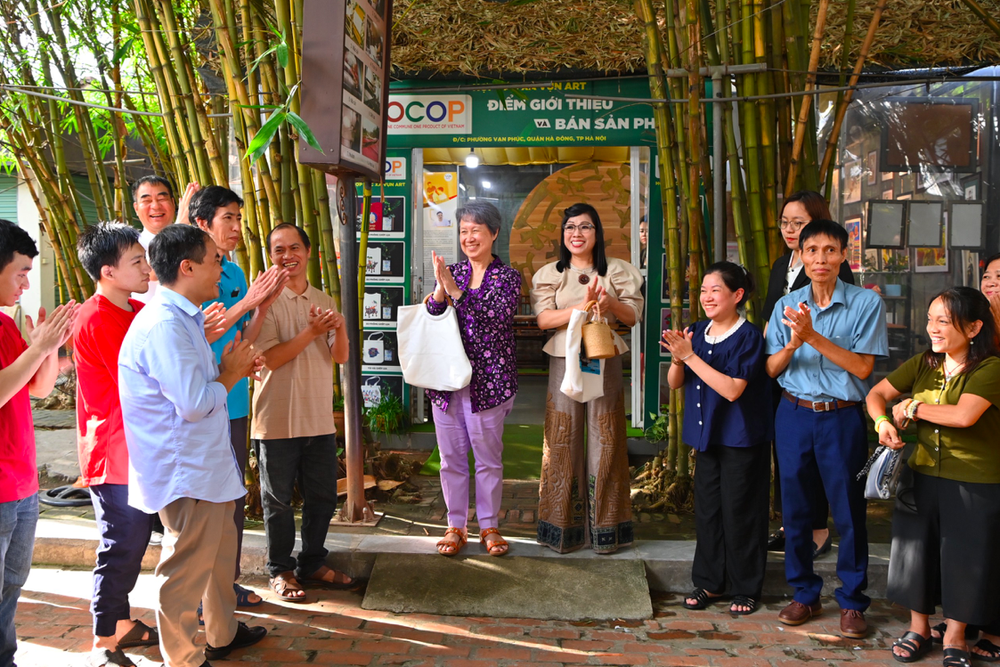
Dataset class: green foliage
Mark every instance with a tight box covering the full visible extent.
[644,406,670,444]
[363,391,407,439]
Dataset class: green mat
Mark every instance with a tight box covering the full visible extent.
[419,424,544,480]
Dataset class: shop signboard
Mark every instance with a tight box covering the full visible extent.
[299,0,393,180]
[387,79,656,148]
[358,148,409,409]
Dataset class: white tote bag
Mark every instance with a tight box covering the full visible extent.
[560,308,605,403]
[397,299,472,391]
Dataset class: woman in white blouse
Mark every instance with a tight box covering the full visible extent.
[530,203,644,554]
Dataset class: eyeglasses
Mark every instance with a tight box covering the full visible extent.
[778,218,809,231]
[563,224,595,233]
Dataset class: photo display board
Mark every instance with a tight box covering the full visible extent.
[299,0,393,180]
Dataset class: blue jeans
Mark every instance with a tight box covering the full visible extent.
[255,435,338,578]
[89,484,154,637]
[0,494,38,667]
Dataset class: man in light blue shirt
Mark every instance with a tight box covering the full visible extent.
[190,185,287,609]
[119,225,267,667]
[765,219,887,638]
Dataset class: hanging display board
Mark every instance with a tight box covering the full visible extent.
[299,0,393,180]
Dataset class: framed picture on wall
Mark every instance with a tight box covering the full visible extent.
[913,212,949,274]
[882,168,893,182]
[866,151,878,185]
[962,173,980,200]
[845,217,863,271]
[844,160,862,203]
[881,188,893,200]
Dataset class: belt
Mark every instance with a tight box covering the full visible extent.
[782,390,858,412]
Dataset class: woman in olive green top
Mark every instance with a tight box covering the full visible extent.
[866,287,1000,666]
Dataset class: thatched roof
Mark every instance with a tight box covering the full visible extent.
[389,0,1000,79]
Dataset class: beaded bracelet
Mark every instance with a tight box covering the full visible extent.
[873,415,890,434]
[906,399,923,422]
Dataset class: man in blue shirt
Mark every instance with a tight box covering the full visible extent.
[765,219,887,639]
[190,186,287,608]
[119,225,268,666]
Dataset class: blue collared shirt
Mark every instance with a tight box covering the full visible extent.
[119,286,245,514]
[203,257,251,420]
[765,278,888,403]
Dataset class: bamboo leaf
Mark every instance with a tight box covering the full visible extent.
[276,42,289,68]
[112,37,135,66]
[245,110,286,165]
[286,111,323,153]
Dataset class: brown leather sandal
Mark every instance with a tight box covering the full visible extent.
[480,527,509,556]
[436,527,467,556]
[269,571,308,603]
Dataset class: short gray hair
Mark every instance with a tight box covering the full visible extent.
[459,201,502,235]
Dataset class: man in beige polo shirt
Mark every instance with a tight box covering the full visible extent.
[252,223,355,604]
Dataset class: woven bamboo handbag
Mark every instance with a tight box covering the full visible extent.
[580,300,617,359]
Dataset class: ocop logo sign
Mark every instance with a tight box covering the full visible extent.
[387,95,472,135]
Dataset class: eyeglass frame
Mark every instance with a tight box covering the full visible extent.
[562,223,596,233]
[778,218,810,231]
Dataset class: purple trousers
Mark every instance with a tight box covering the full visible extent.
[432,385,514,530]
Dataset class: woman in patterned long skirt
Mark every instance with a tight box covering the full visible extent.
[530,203,644,554]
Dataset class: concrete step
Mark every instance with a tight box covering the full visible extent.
[32,517,890,598]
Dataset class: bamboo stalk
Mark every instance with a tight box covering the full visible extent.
[818,0,888,187]
[783,0,831,197]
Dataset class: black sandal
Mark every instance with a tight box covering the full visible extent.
[973,639,1000,663]
[892,631,933,663]
[729,595,758,615]
[681,588,721,610]
[943,647,972,667]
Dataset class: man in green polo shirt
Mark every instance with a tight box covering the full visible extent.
[190,185,288,607]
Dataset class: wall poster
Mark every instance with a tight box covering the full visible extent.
[422,169,459,288]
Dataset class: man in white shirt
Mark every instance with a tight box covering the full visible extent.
[119,225,266,667]
[130,176,199,304]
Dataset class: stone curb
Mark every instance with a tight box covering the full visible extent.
[33,519,890,598]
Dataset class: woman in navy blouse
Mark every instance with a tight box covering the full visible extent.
[425,201,521,558]
[662,261,773,615]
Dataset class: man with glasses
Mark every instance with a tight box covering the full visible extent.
[130,176,199,304]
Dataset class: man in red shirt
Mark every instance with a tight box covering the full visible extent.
[74,223,158,667]
[0,219,78,667]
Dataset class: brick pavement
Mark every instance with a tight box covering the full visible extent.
[17,567,914,667]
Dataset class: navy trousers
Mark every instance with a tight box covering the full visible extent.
[775,398,870,611]
[90,484,154,637]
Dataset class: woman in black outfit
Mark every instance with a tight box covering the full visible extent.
[762,191,854,557]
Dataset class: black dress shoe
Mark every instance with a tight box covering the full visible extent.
[813,532,833,558]
[204,621,267,660]
[767,528,785,552]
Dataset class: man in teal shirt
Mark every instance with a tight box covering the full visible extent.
[191,185,288,606]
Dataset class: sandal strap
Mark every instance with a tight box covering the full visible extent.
[732,595,756,608]
[893,631,927,652]
[944,647,972,667]
[688,588,709,604]
[974,639,1000,660]
[480,527,507,544]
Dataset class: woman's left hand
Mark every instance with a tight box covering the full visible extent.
[594,285,619,313]
[661,328,694,360]
[891,399,911,429]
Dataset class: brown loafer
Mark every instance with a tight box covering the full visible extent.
[778,600,822,626]
[840,608,868,638]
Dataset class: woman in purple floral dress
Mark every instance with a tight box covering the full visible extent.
[425,201,521,557]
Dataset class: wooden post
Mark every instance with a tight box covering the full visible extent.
[339,179,371,522]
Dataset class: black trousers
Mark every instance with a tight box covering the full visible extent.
[692,442,771,599]
[887,470,1000,627]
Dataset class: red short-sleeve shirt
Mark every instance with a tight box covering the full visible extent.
[0,312,36,503]
[74,295,143,486]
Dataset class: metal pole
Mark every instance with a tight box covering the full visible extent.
[339,176,369,522]
[713,72,725,262]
